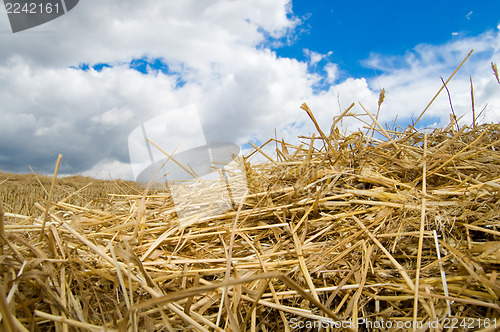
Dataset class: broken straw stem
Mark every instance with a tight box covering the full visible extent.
[413,49,473,127]
[0,202,4,255]
[41,154,62,235]
[413,132,427,331]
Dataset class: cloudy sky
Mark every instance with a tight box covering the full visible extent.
[0,0,499,180]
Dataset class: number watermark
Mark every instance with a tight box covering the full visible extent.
[3,0,79,33]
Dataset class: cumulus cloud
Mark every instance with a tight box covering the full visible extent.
[362,29,500,126]
[0,0,499,180]
[324,63,339,83]
[304,49,331,67]
[81,158,133,180]
[0,0,307,177]
[91,107,134,126]
[0,0,298,69]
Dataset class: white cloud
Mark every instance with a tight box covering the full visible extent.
[92,107,134,126]
[362,30,500,127]
[324,63,339,83]
[0,0,309,178]
[34,127,51,137]
[81,159,133,180]
[304,49,332,67]
[304,49,324,66]
[0,0,298,71]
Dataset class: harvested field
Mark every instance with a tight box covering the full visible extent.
[1,102,500,331]
[0,173,142,216]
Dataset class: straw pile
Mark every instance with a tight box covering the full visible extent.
[1,101,500,331]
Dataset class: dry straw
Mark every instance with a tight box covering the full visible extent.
[1,52,500,331]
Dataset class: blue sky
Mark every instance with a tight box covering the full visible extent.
[280,1,500,79]
[0,0,499,179]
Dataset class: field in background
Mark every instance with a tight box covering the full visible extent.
[0,173,142,216]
